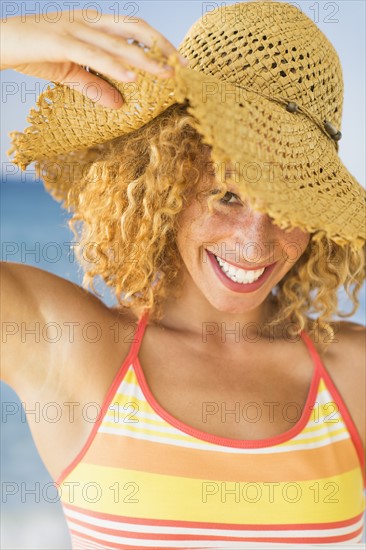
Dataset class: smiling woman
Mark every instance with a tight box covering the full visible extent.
[1,1,366,548]
[10,97,363,546]
[34,101,361,344]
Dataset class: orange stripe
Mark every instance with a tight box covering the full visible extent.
[81,433,358,482]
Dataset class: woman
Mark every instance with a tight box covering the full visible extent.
[1,1,365,547]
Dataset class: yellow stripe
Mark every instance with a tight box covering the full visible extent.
[301,419,346,436]
[59,465,365,523]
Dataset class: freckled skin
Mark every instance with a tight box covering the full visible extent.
[162,175,310,330]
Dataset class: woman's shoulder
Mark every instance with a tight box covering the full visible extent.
[325,320,365,389]
[316,319,365,362]
[305,318,364,356]
[336,319,365,335]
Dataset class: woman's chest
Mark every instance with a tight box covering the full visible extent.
[136,328,317,441]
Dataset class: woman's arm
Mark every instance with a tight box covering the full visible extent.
[0,261,138,480]
[0,261,99,391]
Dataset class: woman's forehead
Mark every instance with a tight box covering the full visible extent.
[215,162,241,190]
[197,160,241,195]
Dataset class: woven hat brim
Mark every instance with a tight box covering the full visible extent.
[7,68,177,166]
[7,62,366,249]
[172,67,366,248]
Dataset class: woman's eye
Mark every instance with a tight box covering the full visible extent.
[209,188,242,206]
[219,191,241,205]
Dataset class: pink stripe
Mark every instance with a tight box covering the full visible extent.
[63,502,364,530]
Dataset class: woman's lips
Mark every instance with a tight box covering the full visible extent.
[206,250,278,293]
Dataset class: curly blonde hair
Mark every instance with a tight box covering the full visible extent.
[35,103,365,351]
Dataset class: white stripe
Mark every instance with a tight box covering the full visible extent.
[104,403,164,424]
[310,391,343,418]
[114,377,148,402]
[291,421,347,442]
[64,509,364,539]
[316,387,342,404]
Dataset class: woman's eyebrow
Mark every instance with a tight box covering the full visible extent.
[224,165,237,177]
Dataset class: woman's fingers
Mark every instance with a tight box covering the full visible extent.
[1,11,189,109]
[75,12,178,61]
[66,20,175,77]
[61,36,139,82]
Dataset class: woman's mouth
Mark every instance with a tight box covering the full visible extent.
[206,250,278,293]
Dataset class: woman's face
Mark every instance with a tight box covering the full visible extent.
[175,167,310,314]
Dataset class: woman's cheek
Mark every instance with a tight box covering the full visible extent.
[282,230,311,264]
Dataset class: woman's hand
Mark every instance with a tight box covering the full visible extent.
[0,10,188,108]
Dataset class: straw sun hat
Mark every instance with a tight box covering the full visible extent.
[7,0,366,250]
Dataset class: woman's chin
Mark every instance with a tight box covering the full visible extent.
[202,290,262,314]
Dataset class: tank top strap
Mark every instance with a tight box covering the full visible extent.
[299,328,324,375]
[130,308,150,358]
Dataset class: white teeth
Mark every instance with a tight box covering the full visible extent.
[214,255,265,284]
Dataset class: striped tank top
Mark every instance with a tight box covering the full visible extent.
[55,310,366,548]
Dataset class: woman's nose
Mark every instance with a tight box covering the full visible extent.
[235,207,277,249]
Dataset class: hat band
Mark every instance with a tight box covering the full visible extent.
[230,82,341,152]
[84,59,340,151]
[82,60,340,151]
